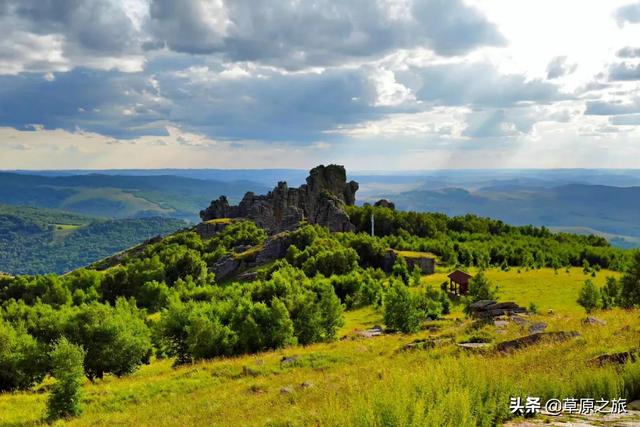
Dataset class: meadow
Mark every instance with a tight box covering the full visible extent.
[1,268,638,426]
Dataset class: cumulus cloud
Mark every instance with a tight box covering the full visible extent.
[546,56,577,79]
[404,62,563,108]
[617,46,640,58]
[146,0,504,68]
[615,2,640,26]
[608,62,640,81]
[0,0,147,74]
[585,98,640,115]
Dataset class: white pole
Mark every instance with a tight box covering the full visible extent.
[371,212,375,237]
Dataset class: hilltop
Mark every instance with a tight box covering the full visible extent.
[0,165,639,426]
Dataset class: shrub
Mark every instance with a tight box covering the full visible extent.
[601,276,620,309]
[577,279,600,314]
[620,251,640,308]
[47,338,85,421]
[68,299,152,379]
[392,256,410,286]
[0,320,46,391]
[384,280,422,333]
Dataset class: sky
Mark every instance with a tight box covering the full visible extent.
[1,0,640,170]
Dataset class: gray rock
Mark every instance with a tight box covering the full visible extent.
[469,300,497,310]
[280,386,295,395]
[457,342,492,350]
[590,351,638,366]
[494,320,510,328]
[200,164,358,233]
[280,355,300,366]
[496,331,580,352]
[374,199,395,210]
[582,316,606,326]
[212,255,240,280]
[528,322,548,334]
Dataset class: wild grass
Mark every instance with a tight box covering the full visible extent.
[420,267,621,313]
[0,269,637,426]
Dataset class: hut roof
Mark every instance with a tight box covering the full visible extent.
[448,270,472,283]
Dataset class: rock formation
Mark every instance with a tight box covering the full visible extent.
[200,165,359,233]
[374,199,395,210]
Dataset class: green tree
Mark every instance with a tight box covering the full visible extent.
[600,276,620,309]
[318,286,344,341]
[620,251,640,308]
[392,256,410,285]
[68,300,152,379]
[47,338,85,421]
[0,320,46,391]
[464,271,499,315]
[384,280,422,333]
[411,265,422,287]
[577,279,600,314]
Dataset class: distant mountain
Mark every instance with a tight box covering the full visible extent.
[0,204,187,275]
[0,172,269,221]
[388,184,640,247]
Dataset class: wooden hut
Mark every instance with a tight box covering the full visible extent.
[447,270,473,295]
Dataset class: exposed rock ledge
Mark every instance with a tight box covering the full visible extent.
[200,164,359,233]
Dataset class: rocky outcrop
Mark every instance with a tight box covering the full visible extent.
[200,165,359,233]
[468,300,527,319]
[374,199,395,210]
[590,350,638,366]
[496,331,580,352]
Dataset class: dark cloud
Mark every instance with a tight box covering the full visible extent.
[608,62,640,81]
[0,64,390,142]
[154,65,385,141]
[403,62,562,108]
[1,0,140,55]
[615,2,640,25]
[585,98,640,115]
[546,56,577,79]
[616,46,640,58]
[0,69,168,138]
[147,0,504,68]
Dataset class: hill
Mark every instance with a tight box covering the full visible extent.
[387,184,640,247]
[0,205,186,275]
[0,166,639,426]
[0,172,269,221]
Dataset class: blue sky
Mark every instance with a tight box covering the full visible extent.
[1,0,640,169]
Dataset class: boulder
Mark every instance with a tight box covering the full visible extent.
[280,355,300,366]
[590,351,638,366]
[374,199,395,210]
[496,331,580,352]
[457,342,492,350]
[582,316,606,326]
[528,322,548,334]
[212,255,240,280]
[200,165,358,233]
[280,386,295,395]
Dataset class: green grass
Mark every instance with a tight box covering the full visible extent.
[0,268,637,426]
[420,267,621,313]
[395,250,438,259]
[205,218,234,225]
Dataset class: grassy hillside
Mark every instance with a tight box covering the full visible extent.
[0,205,186,274]
[0,172,269,221]
[0,205,638,426]
[1,271,638,426]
